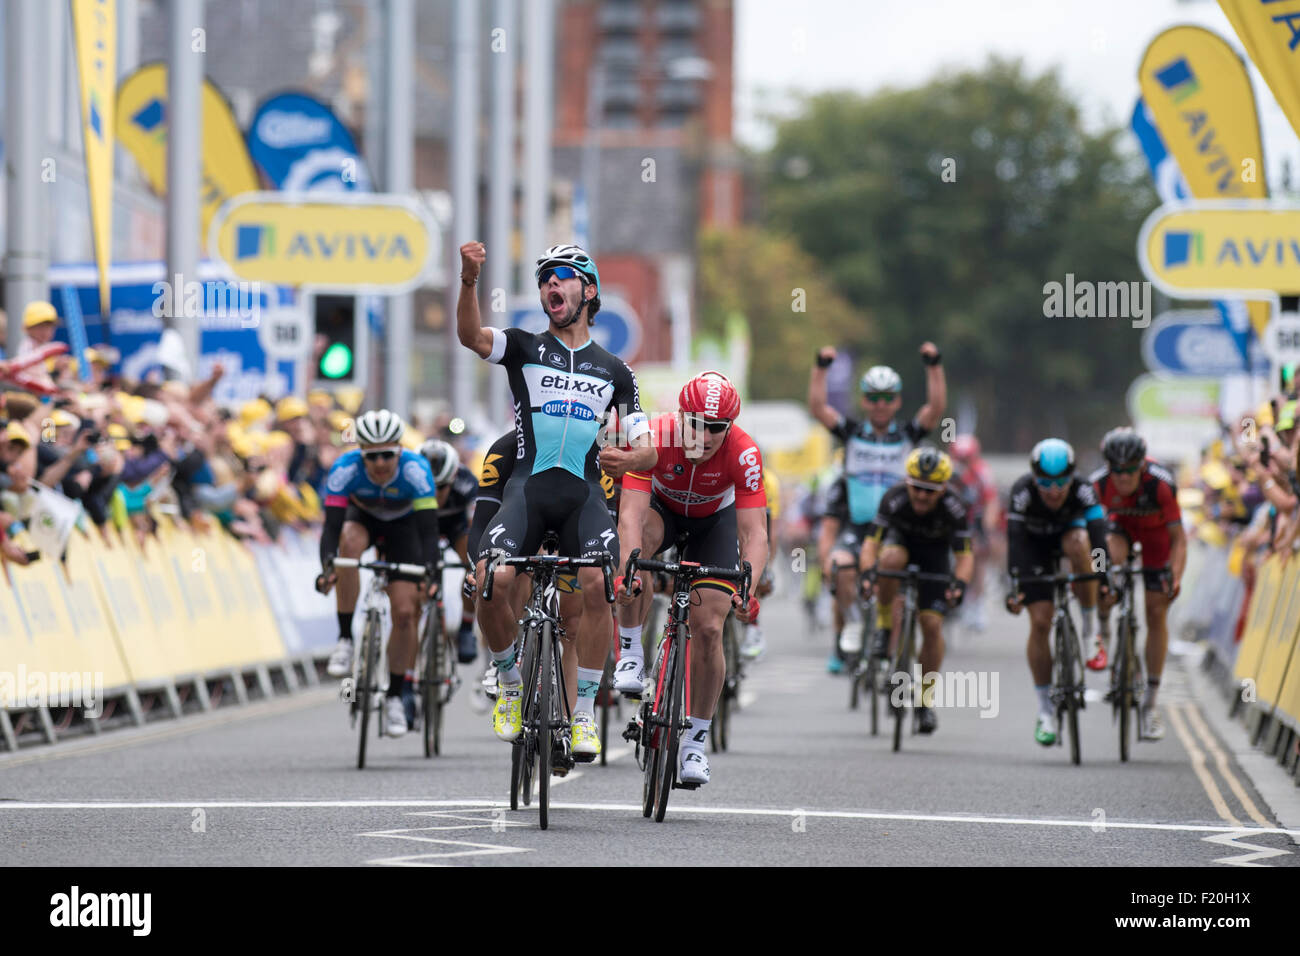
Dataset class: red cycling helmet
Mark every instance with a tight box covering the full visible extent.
[679,371,741,420]
[951,435,981,461]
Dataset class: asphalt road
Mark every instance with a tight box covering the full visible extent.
[2,590,1298,867]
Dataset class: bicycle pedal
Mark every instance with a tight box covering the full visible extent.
[572,752,597,764]
[622,723,640,743]
[619,690,643,702]
[675,781,700,791]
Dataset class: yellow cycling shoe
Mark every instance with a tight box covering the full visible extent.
[493,683,523,741]
[571,711,601,761]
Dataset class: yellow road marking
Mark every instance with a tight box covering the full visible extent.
[1165,703,1241,827]
[1180,702,1273,828]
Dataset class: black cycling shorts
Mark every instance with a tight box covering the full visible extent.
[1014,532,1065,606]
[879,527,953,616]
[833,521,874,561]
[650,497,740,594]
[437,511,470,544]
[482,469,617,562]
[343,504,425,583]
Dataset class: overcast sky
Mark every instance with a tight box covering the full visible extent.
[735,0,1300,188]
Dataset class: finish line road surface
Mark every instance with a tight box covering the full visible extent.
[2,592,1297,867]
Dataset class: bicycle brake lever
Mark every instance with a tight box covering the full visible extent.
[623,548,641,596]
[602,556,616,604]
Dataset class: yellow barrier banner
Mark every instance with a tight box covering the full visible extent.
[1234,553,1284,686]
[0,561,79,707]
[203,527,287,663]
[1275,621,1300,730]
[70,0,116,316]
[115,64,260,252]
[83,532,182,685]
[135,527,227,675]
[59,536,133,689]
[1254,559,1300,708]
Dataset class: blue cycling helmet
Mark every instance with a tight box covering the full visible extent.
[1030,438,1075,479]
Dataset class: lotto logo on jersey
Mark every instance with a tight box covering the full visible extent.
[739,446,762,492]
[542,399,595,421]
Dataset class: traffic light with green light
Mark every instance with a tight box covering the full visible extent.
[314,295,356,382]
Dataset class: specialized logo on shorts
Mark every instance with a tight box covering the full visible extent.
[326,460,359,492]
[542,399,596,421]
[480,453,502,486]
[600,528,616,549]
[488,524,505,543]
[739,445,762,492]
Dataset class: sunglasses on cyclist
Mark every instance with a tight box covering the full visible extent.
[537,265,583,285]
[1110,463,1142,475]
[362,449,398,462]
[1035,474,1072,489]
[684,415,731,434]
[906,481,942,495]
[864,392,897,403]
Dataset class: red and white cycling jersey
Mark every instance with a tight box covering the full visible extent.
[623,413,768,518]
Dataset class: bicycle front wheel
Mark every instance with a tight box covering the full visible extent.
[1059,619,1081,766]
[642,632,670,818]
[421,609,442,758]
[714,615,736,752]
[892,611,914,753]
[655,627,684,822]
[357,611,381,770]
[538,621,554,830]
[1117,618,1132,763]
[511,627,540,811]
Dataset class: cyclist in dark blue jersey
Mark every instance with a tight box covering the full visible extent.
[457,239,655,760]
[318,409,440,739]
[421,438,480,663]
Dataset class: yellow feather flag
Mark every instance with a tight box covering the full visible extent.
[70,0,117,317]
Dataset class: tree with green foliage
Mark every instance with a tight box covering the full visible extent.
[757,57,1157,451]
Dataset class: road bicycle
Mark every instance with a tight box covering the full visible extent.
[416,553,468,758]
[621,548,751,822]
[1106,543,1169,761]
[1012,569,1108,766]
[482,550,615,830]
[874,566,956,753]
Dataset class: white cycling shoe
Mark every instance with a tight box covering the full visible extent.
[385,695,408,737]
[326,639,354,678]
[1140,706,1165,741]
[679,748,710,785]
[741,624,766,661]
[838,624,863,656]
[614,657,646,696]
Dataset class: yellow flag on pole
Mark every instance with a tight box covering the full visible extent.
[1219,0,1300,142]
[70,0,117,318]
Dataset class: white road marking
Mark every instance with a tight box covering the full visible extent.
[5,798,1298,838]
[359,808,532,866]
[1202,830,1293,867]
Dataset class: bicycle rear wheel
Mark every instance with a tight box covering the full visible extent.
[655,628,685,822]
[510,627,539,811]
[598,652,615,767]
[713,616,736,752]
[422,609,442,758]
[538,621,554,830]
[357,611,380,770]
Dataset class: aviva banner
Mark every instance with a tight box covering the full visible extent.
[70,0,116,318]
[209,192,436,293]
[1138,26,1268,200]
[116,64,260,251]
[1219,0,1300,142]
[1138,200,1300,297]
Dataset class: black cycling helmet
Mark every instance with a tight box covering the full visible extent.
[1101,427,1147,467]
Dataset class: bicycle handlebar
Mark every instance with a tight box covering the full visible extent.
[1011,570,1109,586]
[481,551,616,604]
[623,548,753,608]
[331,556,429,578]
[874,567,956,584]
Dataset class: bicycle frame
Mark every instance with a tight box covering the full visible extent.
[875,565,952,752]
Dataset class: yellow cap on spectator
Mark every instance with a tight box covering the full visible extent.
[276,396,309,422]
[1255,401,1275,428]
[239,398,273,429]
[50,409,77,428]
[327,410,353,434]
[307,389,334,410]
[1200,460,1231,491]
[5,421,32,446]
[22,301,57,328]
[107,422,132,450]
[120,395,148,424]
[334,385,364,416]
[264,429,293,450]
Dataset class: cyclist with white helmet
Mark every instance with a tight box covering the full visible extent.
[457,240,654,762]
[318,410,441,738]
[809,342,946,672]
[1004,438,1109,747]
[420,438,480,664]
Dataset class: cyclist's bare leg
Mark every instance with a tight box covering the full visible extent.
[335,521,369,616]
[385,579,420,672]
[577,565,612,673]
[616,509,664,633]
[476,561,519,656]
[1061,528,1098,606]
[1025,601,1054,685]
[877,544,908,653]
[918,611,945,679]
[687,586,733,719]
[829,552,858,630]
[1143,588,1171,693]
[453,533,476,635]
[817,517,841,630]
